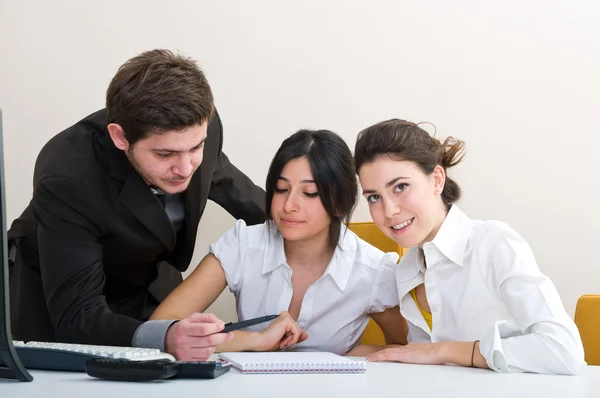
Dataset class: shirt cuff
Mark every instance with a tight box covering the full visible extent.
[132,320,178,352]
[479,320,522,373]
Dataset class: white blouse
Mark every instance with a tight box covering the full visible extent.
[396,205,585,374]
[210,220,400,355]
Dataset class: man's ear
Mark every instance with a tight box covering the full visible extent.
[107,123,130,151]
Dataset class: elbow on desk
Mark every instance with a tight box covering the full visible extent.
[52,309,85,344]
[54,321,91,346]
[488,330,586,375]
[542,333,586,376]
[560,342,586,376]
[53,311,138,347]
[551,352,586,376]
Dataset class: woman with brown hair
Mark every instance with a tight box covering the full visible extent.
[352,119,585,375]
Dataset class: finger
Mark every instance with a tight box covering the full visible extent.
[280,334,294,348]
[184,320,226,337]
[367,348,395,362]
[186,312,223,324]
[298,332,308,343]
[287,323,304,343]
[175,346,210,362]
[281,332,308,349]
[366,348,405,363]
[277,331,291,347]
[184,346,217,362]
[278,326,300,347]
[190,332,233,348]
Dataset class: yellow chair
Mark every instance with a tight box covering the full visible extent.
[574,294,600,366]
[346,222,405,345]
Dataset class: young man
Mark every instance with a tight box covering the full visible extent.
[7,49,265,360]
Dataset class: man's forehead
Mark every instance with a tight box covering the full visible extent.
[139,123,208,149]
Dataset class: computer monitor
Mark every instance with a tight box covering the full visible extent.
[0,108,33,382]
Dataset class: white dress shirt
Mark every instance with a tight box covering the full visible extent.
[397,205,585,375]
[210,220,400,355]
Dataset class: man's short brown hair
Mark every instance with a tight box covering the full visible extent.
[106,49,214,145]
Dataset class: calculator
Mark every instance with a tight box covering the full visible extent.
[85,358,232,382]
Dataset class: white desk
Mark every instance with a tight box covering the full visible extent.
[2,362,600,398]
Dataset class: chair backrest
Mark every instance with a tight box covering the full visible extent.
[574,294,600,366]
[347,222,405,256]
[346,222,404,345]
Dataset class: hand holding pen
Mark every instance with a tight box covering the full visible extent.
[254,312,308,352]
[216,312,308,352]
[165,312,307,360]
[221,314,280,333]
[164,313,234,362]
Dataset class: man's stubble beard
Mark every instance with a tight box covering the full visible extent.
[126,147,193,194]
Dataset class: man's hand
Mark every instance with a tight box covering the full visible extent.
[164,313,233,361]
[255,312,308,351]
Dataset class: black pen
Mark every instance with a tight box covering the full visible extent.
[221,314,278,333]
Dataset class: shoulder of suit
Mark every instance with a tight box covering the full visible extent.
[34,109,112,185]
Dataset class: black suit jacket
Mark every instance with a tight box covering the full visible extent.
[8,109,265,346]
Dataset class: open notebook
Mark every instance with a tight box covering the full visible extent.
[218,352,367,374]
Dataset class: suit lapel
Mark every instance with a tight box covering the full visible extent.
[119,171,176,251]
[184,169,203,229]
[101,128,176,251]
[179,170,203,260]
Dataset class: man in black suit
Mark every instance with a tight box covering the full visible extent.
[7,49,265,359]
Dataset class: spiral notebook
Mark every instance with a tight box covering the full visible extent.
[218,352,366,374]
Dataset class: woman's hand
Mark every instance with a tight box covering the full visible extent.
[366,341,487,369]
[255,312,308,351]
[366,342,447,365]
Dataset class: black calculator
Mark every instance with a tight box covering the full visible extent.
[85,358,231,382]
[173,360,232,379]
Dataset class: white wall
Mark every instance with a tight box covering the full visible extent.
[1,0,599,321]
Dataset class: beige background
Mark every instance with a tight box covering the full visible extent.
[1,0,599,322]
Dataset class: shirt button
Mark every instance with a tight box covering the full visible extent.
[299,322,306,329]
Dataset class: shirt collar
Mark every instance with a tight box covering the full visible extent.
[426,205,471,266]
[262,222,288,274]
[261,223,357,292]
[414,248,427,274]
[150,186,167,196]
[323,225,357,292]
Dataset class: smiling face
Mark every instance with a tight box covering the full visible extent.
[270,157,331,245]
[358,157,448,248]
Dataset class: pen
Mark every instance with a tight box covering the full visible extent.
[221,314,279,333]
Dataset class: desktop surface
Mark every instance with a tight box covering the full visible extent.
[2,361,599,398]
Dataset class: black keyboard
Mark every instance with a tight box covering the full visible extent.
[0,341,175,371]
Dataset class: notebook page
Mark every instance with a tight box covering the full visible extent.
[218,352,366,374]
